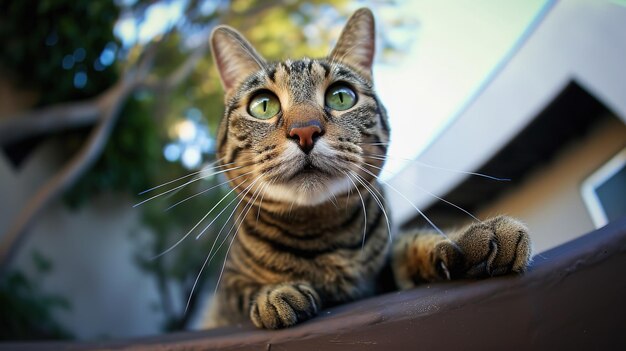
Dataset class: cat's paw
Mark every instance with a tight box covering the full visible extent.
[454,215,531,278]
[250,282,321,329]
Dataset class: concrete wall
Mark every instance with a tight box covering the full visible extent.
[0,142,165,339]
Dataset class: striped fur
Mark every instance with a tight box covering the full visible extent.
[203,8,531,329]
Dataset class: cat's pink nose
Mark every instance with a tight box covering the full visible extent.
[289,122,323,154]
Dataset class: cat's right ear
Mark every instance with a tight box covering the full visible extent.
[211,26,266,93]
[330,8,376,80]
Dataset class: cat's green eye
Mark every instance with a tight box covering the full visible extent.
[325,84,357,111]
[248,92,280,120]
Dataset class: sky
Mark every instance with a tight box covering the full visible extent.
[373,0,550,178]
[114,0,551,173]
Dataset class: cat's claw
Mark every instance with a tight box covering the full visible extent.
[433,240,466,281]
[439,260,451,280]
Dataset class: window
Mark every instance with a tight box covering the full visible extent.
[581,148,626,228]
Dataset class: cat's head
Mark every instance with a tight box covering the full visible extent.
[210,8,389,206]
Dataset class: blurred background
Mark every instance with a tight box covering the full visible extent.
[1,0,624,342]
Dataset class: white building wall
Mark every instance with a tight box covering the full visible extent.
[387,0,626,227]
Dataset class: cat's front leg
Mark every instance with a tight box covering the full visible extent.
[250,282,321,329]
[391,230,465,289]
[392,216,531,289]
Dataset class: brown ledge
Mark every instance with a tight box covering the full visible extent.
[5,217,626,351]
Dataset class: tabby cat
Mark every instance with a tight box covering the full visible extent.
[203,8,531,329]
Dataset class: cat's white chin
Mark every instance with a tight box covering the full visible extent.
[262,176,353,206]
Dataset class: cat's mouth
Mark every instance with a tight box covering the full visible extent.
[263,154,352,206]
[287,158,333,181]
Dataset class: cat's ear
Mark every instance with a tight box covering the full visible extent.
[211,26,266,92]
[329,8,376,79]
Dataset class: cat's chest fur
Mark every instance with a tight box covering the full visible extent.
[232,192,391,303]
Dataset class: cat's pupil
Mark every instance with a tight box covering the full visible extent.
[263,100,267,112]
[338,92,344,103]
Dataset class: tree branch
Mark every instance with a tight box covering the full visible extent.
[0,96,101,146]
[0,35,204,147]
[0,35,209,274]
[0,80,129,273]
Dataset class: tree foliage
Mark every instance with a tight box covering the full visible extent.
[0,0,120,105]
[0,252,71,340]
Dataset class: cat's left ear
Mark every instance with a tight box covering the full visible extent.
[329,8,376,80]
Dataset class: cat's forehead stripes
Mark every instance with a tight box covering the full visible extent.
[233,59,323,107]
[278,58,323,103]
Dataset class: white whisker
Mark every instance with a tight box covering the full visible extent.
[151,179,248,260]
[342,170,368,250]
[362,161,479,223]
[410,183,480,222]
[164,170,254,212]
[133,164,247,208]
[211,179,266,296]
[196,176,262,241]
[288,196,297,217]
[362,153,510,182]
[350,170,392,242]
[183,175,262,313]
[138,158,228,195]
[193,187,246,241]
[325,183,339,209]
[353,162,448,239]
[359,142,390,146]
[256,180,273,225]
